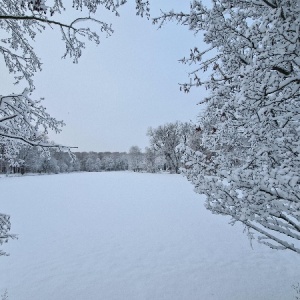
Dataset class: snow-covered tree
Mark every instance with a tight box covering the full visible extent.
[155,1,300,253]
[85,156,96,172]
[40,156,59,173]
[128,146,144,172]
[103,156,115,171]
[20,146,43,173]
[93,157,102,171]
[144,147,157,173]
[144,146,166,173]
[54,150,73,173]
[70,157,81,172]
[114,154,128,171]
[147,121,193,173]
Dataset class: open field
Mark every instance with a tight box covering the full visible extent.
[0,172,299,299]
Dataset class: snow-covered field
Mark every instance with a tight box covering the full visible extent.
[0,172,299,299]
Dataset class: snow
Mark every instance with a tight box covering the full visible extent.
[0,172,299,299]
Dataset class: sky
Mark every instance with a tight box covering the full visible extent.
[1,1,209,152]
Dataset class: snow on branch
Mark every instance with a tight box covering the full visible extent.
[0,89,74,155]
[163,0,300,253]
[0,0,150,89]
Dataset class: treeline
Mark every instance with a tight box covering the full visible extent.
[0,145,80,175]
[0,121,199,175]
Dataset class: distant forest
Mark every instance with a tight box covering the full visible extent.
[0,121,196,175]
[0,149,166,175]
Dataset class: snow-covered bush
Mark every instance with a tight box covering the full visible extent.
[155,0,300,253]
[0,214,16,256]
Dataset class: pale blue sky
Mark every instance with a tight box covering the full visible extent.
[1,1,209,152]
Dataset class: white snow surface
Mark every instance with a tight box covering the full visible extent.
[0,172,299,299]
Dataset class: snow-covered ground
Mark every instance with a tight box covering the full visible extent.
[0,172,299,299]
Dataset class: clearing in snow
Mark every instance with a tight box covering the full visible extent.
[0,172,299,299]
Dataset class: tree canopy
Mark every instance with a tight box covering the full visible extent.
[154,0,300,253]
